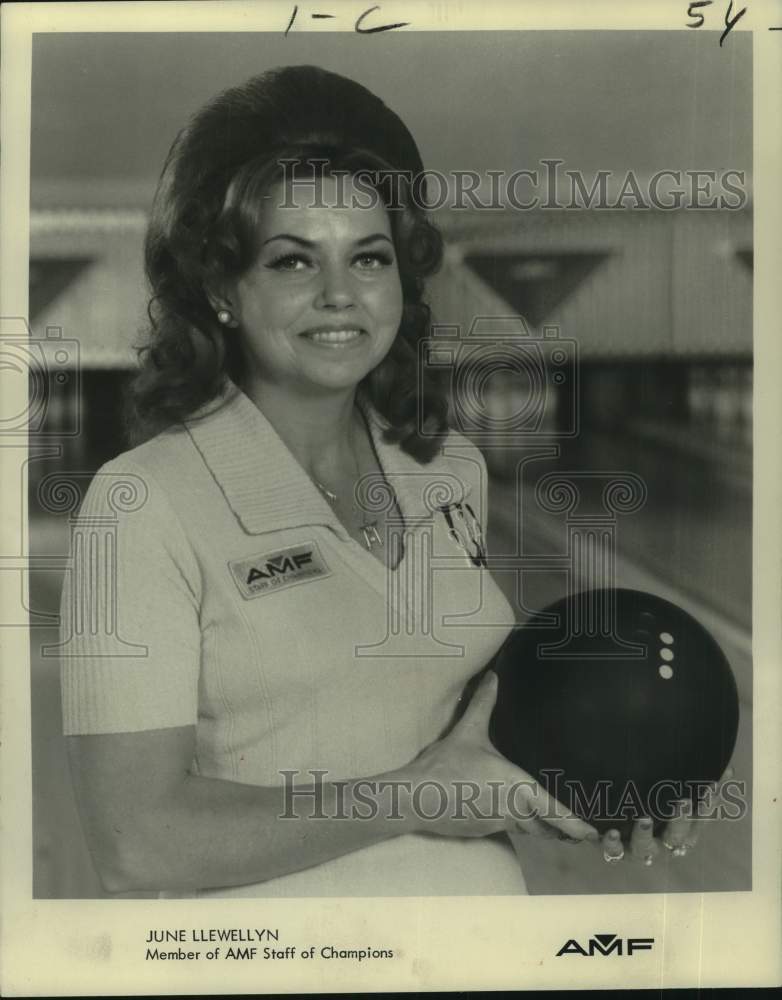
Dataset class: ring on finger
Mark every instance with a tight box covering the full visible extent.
[603,829,625,863]
[662,836,694,856]
[603,841,625,863]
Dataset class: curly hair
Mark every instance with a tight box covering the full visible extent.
[126,65,450,462]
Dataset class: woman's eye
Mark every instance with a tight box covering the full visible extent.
[354,252,394,269]
[266,250,393,272]
[268,254,310,272]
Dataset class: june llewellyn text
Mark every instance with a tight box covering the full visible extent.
[145,928,280,943]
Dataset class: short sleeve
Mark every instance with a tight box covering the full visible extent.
[59,457,203,735]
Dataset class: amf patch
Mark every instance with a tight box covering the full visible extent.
[228,542,331,600]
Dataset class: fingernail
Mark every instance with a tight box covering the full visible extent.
[586,829,601,841]
[603,834,625,862]
[631,820,659,863]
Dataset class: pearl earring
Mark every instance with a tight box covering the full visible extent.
[217,309,234,326]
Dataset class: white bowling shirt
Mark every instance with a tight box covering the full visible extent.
[60,378,526,896]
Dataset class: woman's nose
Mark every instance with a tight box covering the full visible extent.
[314,264,355,309]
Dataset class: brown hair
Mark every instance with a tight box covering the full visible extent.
[126,65,449,461]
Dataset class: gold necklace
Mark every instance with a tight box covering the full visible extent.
[312,416,384,550]
[313,478,384,549]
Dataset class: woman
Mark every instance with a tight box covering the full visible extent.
[60,65,688,898]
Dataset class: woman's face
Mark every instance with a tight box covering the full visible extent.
[228,174,404,398]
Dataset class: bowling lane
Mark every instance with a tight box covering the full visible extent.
[485,425,751,631]
[566,427,751,633]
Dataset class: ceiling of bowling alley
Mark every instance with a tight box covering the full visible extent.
[30,30,751,208]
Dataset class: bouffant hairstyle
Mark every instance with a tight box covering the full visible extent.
[126,64,449,461]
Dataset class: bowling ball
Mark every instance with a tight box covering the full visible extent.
[488,588,739,839]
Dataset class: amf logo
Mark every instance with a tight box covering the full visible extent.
[556,934,654,957]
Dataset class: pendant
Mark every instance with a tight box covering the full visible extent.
[438,503,488,568]
[361,521,383,549]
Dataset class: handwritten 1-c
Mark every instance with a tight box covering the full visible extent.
[285,4,410,35]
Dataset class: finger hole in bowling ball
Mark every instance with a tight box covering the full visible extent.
[487,589,739,843]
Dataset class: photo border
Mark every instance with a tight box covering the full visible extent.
[1,1,780,993]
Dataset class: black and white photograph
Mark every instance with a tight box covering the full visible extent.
[1,1,780,994]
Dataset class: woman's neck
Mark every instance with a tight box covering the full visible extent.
[241,379,364,480]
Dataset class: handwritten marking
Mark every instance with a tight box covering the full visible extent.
[687,0,713,29]
[284,4,298,35]
[720,1,747,46]
[284,4,409,34]
[686,0,748,44]
[355,5,410,33]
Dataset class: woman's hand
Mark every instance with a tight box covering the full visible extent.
[598,768,736,866]
[403,671,600,843]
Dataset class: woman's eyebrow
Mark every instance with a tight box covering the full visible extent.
[261,232,394,248]
[354,233,394,247]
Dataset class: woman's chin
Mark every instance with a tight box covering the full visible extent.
[294,353,386,393]
[304,371,372,395]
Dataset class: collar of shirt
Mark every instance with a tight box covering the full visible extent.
[183,378,472,539]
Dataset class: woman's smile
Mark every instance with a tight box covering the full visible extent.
[299,325,368,346]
